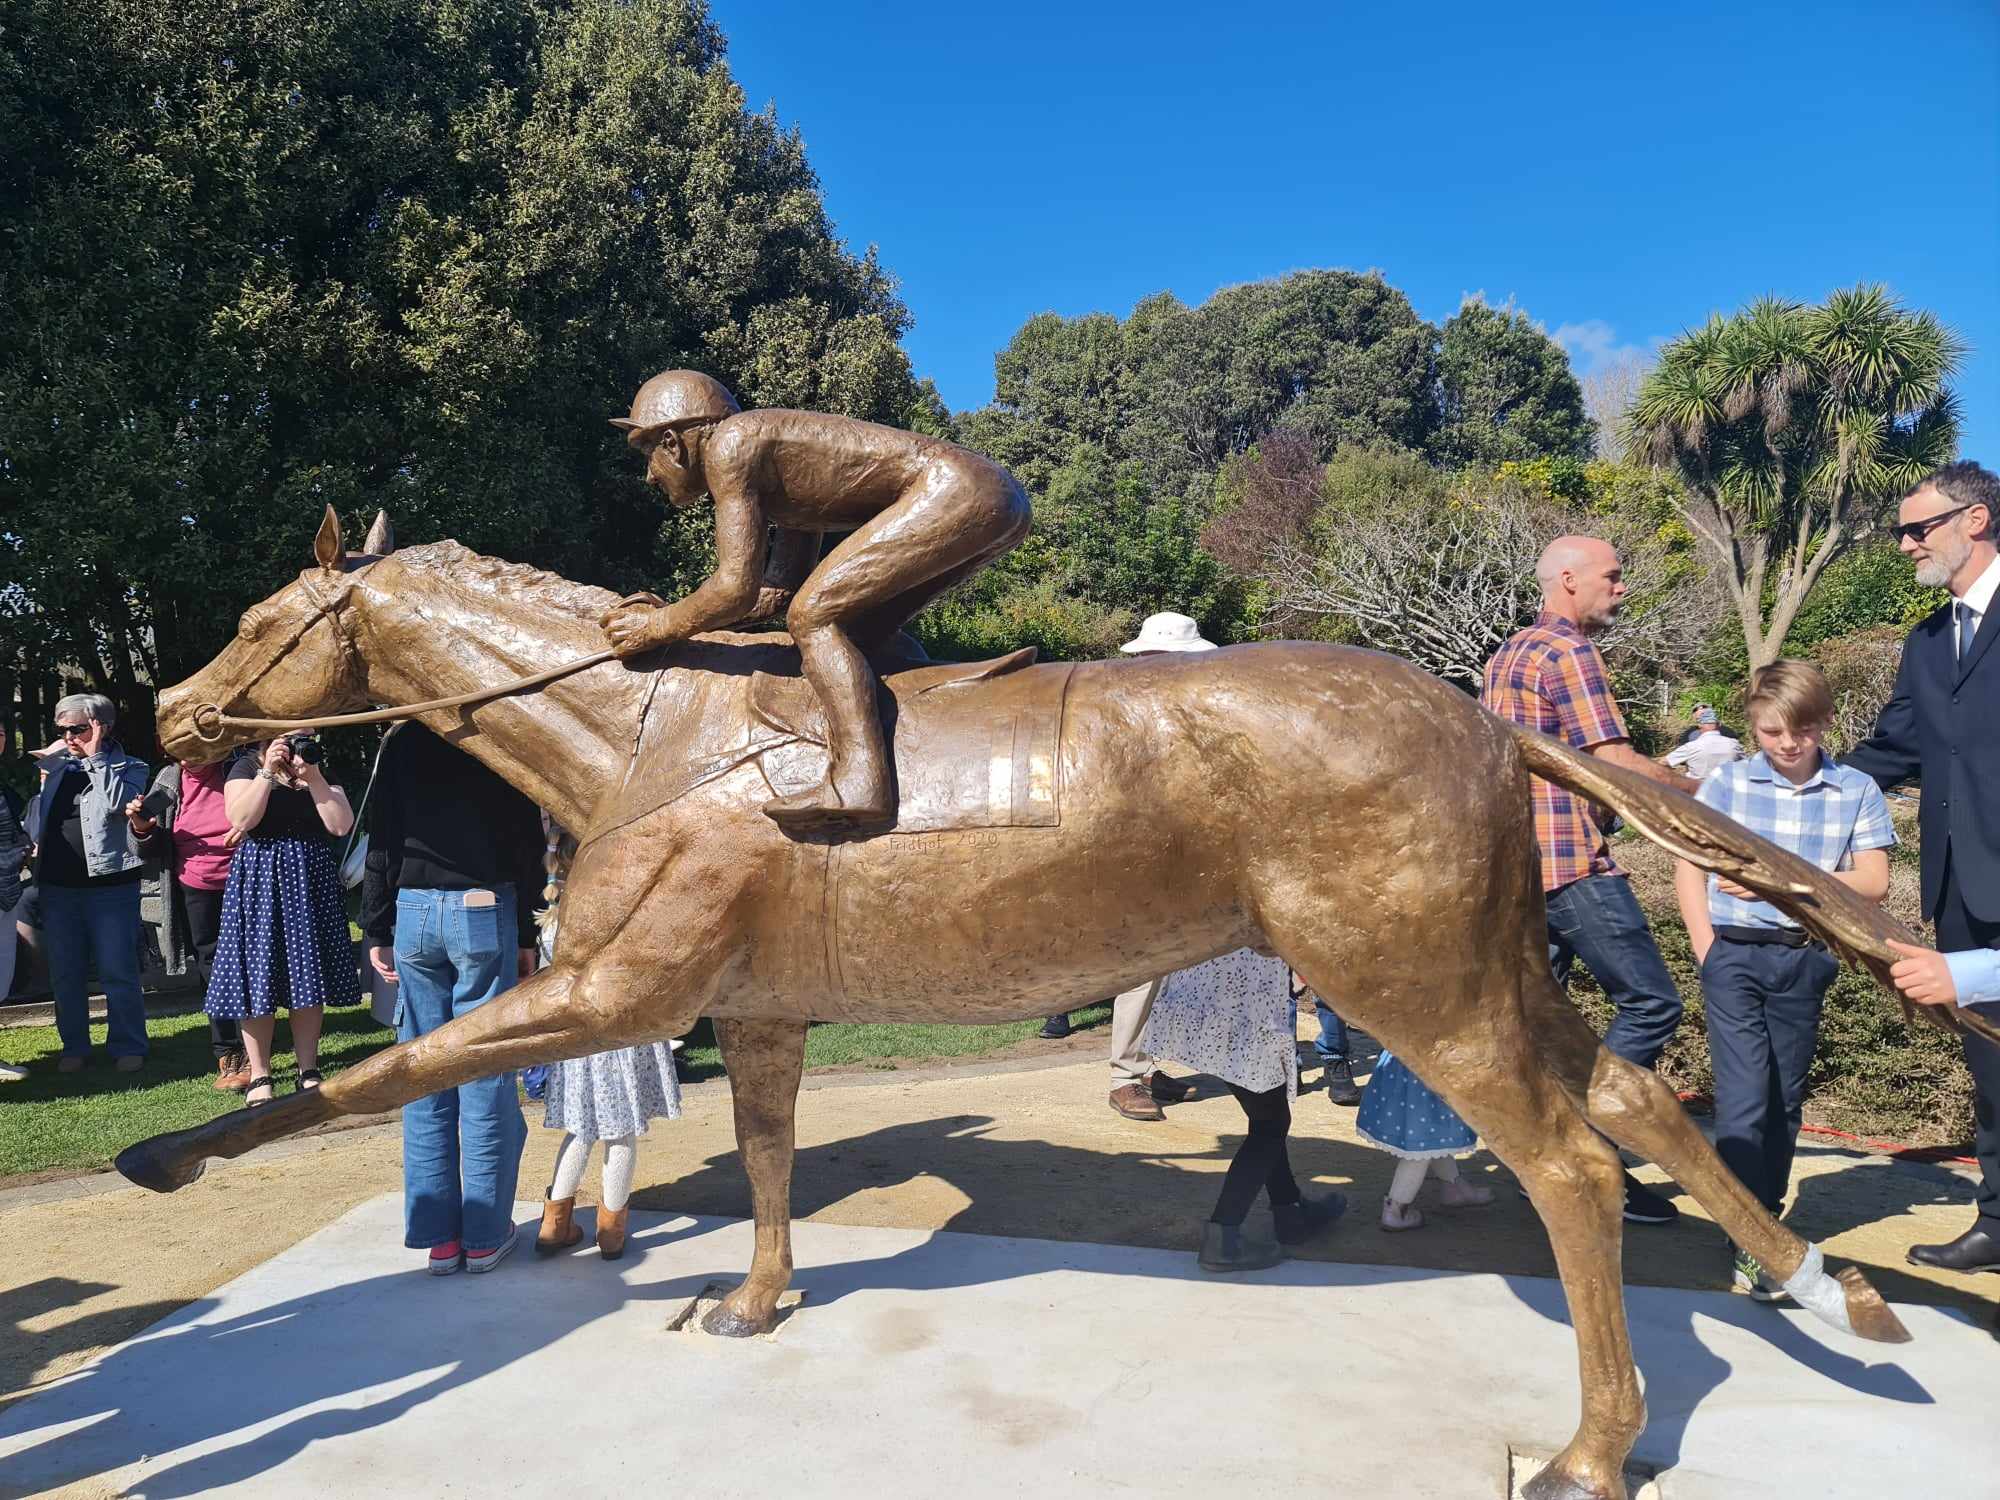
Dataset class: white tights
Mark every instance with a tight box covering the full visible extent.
[549,1133,637,1212]
[1388,1155,1459,1205]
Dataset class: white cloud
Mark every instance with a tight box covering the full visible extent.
[1553,320,1656,375]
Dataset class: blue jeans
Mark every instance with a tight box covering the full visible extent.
[1546,873,1684,1070]
[42,882,147,1059]
[1312,999,1350,1062]
[394,887,527,1253]
[1701,937,1837,1213]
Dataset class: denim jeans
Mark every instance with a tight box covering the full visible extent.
[394,887,526,1253]
[1546,873,1684,1070]
[1311,998,1350,1062]
[42,882,147,1059]
[1701,937,1837,1213]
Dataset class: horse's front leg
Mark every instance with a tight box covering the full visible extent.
[705,1017,809,1337]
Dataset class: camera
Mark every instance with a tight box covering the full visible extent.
[284,733,324,766]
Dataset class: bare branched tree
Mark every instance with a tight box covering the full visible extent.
[1257,483,1719,691]
[1581,352,1652,461]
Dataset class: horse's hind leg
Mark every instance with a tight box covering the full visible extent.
[704,1018,808,1337]
[1524,972,1909,1343]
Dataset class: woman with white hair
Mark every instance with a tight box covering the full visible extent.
[27,693,151,1073]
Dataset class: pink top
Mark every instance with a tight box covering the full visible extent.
[173,761,235,891]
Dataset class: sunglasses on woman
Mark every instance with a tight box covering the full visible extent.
[1888,504,1974,544]
[56,722,92,739]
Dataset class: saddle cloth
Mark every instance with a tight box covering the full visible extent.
[749,647,1072,833]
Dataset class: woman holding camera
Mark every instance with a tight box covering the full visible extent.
[205,736,357,1106]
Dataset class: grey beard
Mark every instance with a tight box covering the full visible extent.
[1914,530,1970,589]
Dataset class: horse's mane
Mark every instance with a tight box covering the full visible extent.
[386,539,787,650]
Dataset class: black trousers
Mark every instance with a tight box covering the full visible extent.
[1701,937,1839,1214]
[179,885,238,1057]
[1935,866,2000,1228]
[1211,1083,1301,1227]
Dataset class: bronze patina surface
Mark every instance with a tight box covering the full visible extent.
[121,508,1940,1500]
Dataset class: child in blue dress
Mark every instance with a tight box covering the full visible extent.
[1354,1050,1494,1231]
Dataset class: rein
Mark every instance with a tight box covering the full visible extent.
[190,651,618,741]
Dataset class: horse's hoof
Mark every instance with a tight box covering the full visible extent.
[115,1136,206,1194]
[1837,1266,1912,1344]
[1519,1467,1622,1500]
[700,1300,774,1339]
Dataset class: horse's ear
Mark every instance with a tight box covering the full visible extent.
[363,510,396,556]
[313,505,346,571]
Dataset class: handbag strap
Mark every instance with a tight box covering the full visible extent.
[339,723,402,870]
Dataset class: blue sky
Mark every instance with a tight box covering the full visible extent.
[717,1,1998,456]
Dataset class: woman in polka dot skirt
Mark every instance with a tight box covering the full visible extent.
[1353,1048,1494,1230]
[204,737,358,1106]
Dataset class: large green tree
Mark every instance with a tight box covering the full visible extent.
[1434,299,1593,469]
[0,0,921,747]
[1628,286,1961,669]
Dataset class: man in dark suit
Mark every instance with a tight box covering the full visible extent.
[1844,460,2000,1274]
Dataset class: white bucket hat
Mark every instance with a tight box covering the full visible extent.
[1119,612,1217,654]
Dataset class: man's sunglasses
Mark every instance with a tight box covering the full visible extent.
[1889,504,1976,545]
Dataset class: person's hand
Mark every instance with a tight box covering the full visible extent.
[601,599,681,659]
[368,945,398,984]
[1715,877,1757,901]
[518,948,537,981]
[1888,939,1958,1008]
[124,795,157,833]
[223,823,251,849]
[260,738,292,776]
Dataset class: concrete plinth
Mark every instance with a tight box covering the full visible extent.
[0,1195,1990,1498]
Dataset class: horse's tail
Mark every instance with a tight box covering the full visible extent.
[1505,720,2000,1050]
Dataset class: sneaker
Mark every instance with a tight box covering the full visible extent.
[1037,1014,1073,1040]
[466,1228,519,1274]
[1731,1244,1787,1302]
[428,1240,465,1276]
[113,1055,144,1074]
[57,1054,87,1074]
[1321,1055,1361,1106]
[0,1062,26,1083]
[1622,1173,1679,1225]
[1380,1197,1425,1232]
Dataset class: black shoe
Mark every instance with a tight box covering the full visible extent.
[1907,1224,2000,1273]
[1272,1192,1348,1245]
[1037,1014,1072,1040]
[1321,1056,1361,1106]
[1198,1222,1284,1273]
[1622,1173,1679,1225]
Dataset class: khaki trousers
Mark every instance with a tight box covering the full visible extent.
[1108,976,1164,1086]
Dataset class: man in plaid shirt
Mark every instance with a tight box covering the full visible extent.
[1482,535,1696,1226]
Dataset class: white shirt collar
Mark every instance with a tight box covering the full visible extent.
[1957,552,2000,620]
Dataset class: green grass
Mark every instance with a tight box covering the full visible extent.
[0,1002,1111,1180]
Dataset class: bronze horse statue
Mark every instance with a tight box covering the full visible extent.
[119,507,1943,1500]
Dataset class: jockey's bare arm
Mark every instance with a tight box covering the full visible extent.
[602,489,767,657]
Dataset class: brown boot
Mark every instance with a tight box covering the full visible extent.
[536,1194,583,1256]
[596,1204,629,1261]
[213,1051,251,1092]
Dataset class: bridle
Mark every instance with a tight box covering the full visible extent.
[189,568,615,741]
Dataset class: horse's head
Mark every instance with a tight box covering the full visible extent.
[155,506,392,763]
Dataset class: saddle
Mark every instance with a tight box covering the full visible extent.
[748,647,1071,834]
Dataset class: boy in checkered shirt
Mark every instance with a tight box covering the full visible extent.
[1673,660,1894,1300]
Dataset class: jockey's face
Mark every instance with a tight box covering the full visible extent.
[642,426,709,509]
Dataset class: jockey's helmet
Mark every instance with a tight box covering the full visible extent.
[610,370,742,437]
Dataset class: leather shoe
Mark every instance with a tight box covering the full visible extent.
[1146,1070,1194,1104]
[213,1051,252,1092]
[1109,1083,1164,1121]
[1907,1224,2000,1274]
[1321,1056,1361,1106]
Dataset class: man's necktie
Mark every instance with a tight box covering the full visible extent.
[1958,601,1975,664]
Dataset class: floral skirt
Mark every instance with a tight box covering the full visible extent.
[204,838,360,1018]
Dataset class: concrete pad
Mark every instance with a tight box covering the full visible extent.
[0,1195,1991,1499]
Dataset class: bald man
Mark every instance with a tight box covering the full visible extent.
[1482,536,1696,1227]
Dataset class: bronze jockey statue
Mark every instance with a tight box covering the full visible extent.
[600,371,1031,832]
